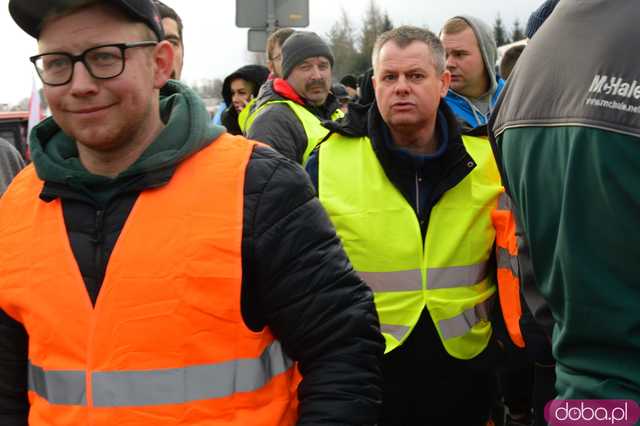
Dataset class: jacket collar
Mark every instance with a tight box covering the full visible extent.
[365,100,471,178]
[271,78,341,119]
[371,101,460,153]
[273,78,306,105]
[33,81,223,207]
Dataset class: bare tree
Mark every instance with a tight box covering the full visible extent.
[327,8,358,80]
[382,12,393,32]
[354,0,386,74]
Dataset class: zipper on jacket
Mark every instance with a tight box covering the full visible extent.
[415,173,423,227]
[416,172,429,238]
[93,209,106,287]
[470,103,486,125]
[454,91,488,125]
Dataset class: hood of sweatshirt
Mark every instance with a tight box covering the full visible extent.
[451,15,499,97]
[30,80,225,203]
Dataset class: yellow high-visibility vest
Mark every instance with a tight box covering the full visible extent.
[318,134,502,359]
[242,99,343,164]
[238,98,257,134]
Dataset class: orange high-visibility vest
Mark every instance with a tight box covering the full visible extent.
[491,191,525,348]
[0,134,299,425]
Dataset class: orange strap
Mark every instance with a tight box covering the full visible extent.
[492,193,525,348]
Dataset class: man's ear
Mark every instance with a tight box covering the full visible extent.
[440,69,451,97]
[152,41,175,88]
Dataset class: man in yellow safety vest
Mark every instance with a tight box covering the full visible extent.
[308,26,505,425]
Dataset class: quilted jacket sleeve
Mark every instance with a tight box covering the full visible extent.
[246,104,308,164]
[241,145,384,425]
[0,309,29,425]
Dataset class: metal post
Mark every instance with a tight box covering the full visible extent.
[266,0,277,33]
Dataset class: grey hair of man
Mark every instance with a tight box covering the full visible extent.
[371,26,446,75]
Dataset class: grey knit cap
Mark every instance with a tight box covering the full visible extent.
[281,31,334,79]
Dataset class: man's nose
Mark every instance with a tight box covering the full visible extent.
[69,61,99,96]
[394,75,410,94]
[310,66,323,79]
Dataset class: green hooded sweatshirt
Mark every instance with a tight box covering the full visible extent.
[29,80,225,207]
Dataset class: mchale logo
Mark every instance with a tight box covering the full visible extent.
[545,400,640,425]
[589,75,640,99]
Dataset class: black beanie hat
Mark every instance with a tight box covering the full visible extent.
[281,31,334,79]
[340,74,358,90]
[9,0,165,41]
[222,64,270,105]
[525,0,560,39]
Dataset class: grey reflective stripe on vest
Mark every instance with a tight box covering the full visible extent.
[427,261,489,289]
[497,246,519,276]
[497,192,512,210]
[28,362,86,405]
[380,324,411,342]
[92,340,293,407]
[358,262,489,293]
[438,295,496,340]
[357,270,421,292]
[28,340,292,408]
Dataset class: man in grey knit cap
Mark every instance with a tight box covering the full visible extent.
[0,138,25,196]
[440,16,506,133]
[245,31,343,164]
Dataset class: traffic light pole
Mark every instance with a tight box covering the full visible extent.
[266,0,277,33]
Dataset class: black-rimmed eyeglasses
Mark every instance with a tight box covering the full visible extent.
[30,41,158,86]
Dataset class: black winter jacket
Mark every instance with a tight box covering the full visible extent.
[0,144,384,426]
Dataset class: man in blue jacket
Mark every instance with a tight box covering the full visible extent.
[440,16,505,133]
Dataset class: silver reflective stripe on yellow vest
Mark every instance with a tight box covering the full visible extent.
[357,270,421,292]
[358,261,488,292]
[318,134,502,360]
[428,261,489,289]
[28,340,292,407]
[439,294,496,339]
[243,99,343,164]
[380,324,411,342]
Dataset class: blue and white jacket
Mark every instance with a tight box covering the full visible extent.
[445,79,505,133]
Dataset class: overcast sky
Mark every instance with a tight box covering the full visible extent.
[0,0,541,106]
